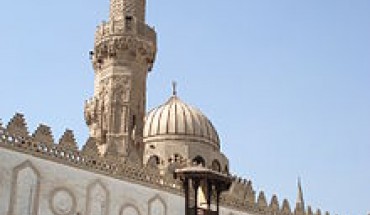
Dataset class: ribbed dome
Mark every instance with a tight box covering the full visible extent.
[143,96,220,148]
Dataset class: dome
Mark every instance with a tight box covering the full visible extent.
[143,95,220,148]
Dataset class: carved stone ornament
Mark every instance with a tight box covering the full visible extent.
[82,137,100,157]
[59,129,78,150]
[6,113,29,138]
[94,35,155,68]
[50,188,77,215]
[33,124,55,144]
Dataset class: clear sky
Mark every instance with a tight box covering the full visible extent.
[0,1,369,215]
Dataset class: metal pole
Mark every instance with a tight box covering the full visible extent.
[184,179,189,215]
[206,180,212,211]
[216,189,221,215]
[194,179,200,215]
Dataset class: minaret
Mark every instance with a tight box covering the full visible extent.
[295,177,306,215]
[84,0,157,162]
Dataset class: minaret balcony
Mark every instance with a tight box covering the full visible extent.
[95,19,156,46]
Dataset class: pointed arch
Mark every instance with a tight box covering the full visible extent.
[8,160,40,215]
[148,194,167,215]
[146,155,160,169]
[86,180,110,215]
[192,156,205,167]
[120,204,141,215]
[211,159,221,172]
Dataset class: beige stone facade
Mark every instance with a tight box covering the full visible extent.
[0,0,332,215]
[0,119,328,214]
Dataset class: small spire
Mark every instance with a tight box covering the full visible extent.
[172,81,177,96]
[296,177,305,210]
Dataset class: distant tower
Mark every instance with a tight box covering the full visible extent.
[84,0,157,161]
[295,178,306,215]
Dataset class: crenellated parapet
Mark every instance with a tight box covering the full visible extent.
[281,199,292,215]
[0,113,182,193]
[32,124,55,144]
[270,195,280,214]
[0,113,333,215]
[59,129,78,150]
[223,175,333,215]
[226,177,256,209]
[6,113,29,138]
[256,191,268,213]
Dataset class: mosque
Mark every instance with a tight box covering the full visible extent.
[0,1,331,215]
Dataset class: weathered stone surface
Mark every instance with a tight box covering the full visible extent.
[0,0,332,214]
[59,129,78,150]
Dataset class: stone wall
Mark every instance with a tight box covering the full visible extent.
[0,147,251,215]
[0,114,329,215]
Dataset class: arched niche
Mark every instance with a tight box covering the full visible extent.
[192,156,206,167]
[8,160,40,215]
[120,204,141,215]
[147,155,160,169]
[148,195,166,215]
[223,165,229,174]
[211,160,221,172]
[86,180,109,215]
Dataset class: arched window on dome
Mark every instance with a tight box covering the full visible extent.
[147,155,160,169]
[192,156,206,167]
[211,160,221,172]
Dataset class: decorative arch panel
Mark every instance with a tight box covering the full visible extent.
[121,204,140,215]
[148,195,166,215]
[86,180,109,215]
[8,161,40,215]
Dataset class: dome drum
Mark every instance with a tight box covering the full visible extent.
[143,140,229,174]
[143,96,229,174]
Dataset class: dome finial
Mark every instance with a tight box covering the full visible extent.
[172,81,177,96]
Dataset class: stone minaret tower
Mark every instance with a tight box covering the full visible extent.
[294,178,305,215]
[84,0,157,162]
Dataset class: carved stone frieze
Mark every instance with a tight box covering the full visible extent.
[93,34,156,70]
[112,75,131,103]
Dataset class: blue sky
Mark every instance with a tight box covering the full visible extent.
[0,1,369,214]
